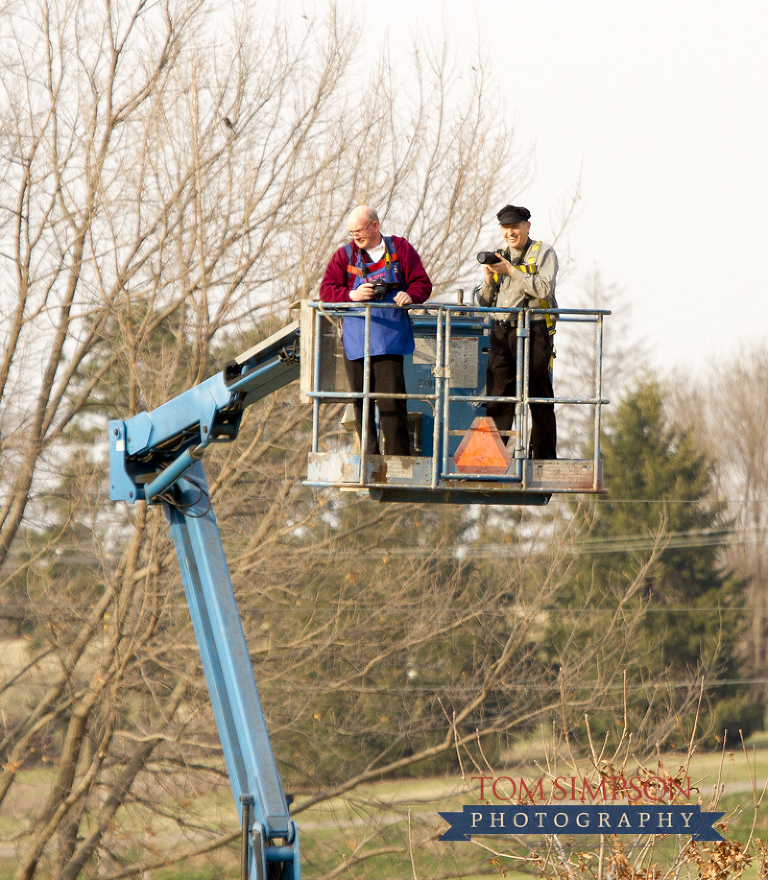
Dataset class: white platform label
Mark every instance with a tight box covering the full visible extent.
[413,337,478,388]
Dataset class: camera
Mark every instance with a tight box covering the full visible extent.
[371,280,400,300]
[476,251,504,265]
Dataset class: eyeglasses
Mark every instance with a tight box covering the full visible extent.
[348,220,375,237]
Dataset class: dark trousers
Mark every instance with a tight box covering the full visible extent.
[344,354,411,456]
[485,321,557,460]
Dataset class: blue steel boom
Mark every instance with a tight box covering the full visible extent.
[110,320,303,880]
[109,319,301,504]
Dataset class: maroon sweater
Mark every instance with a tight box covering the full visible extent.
[319,235,432,303]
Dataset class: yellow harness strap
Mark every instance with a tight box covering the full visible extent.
[491,240,556,376]
[520,242,555,332]
[492,240,541,282]
[525,241,556,375]
[512,240,540,275]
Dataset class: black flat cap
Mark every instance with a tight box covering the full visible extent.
[497,204,531,225]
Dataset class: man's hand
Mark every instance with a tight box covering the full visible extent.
[349,283,375,301]
[489,253,512,276]
[350,285,412,305]
[483,252,511,282]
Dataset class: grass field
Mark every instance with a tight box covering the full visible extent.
[3,733,767,880]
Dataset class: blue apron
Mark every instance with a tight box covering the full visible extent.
[342,238,415,361]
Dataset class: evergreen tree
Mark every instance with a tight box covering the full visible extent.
[545,377,758,748]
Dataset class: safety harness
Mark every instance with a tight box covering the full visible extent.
[344,237,402,288]
[493,239,556,377]
[492,240,554,325]
[511,239,540,275]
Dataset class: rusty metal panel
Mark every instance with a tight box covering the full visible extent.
[306,452,433,487]
[522,459,604,492]
[364,455,433,485]
[306,452,361,483]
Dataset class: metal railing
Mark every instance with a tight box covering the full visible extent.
[304,300,609,494]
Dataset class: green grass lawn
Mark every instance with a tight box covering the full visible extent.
[2,737,766,880]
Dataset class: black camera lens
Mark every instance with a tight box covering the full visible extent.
[371,281,393,300]
[477,251,502,265]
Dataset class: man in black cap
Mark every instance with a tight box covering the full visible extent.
[475,204,558,459]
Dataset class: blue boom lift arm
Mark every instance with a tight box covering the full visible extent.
[109,320,303,880]
[109,319,301,504]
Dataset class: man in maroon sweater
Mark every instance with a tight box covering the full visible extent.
[320,206,432,455]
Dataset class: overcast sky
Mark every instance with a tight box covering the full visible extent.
[344,0,768,375]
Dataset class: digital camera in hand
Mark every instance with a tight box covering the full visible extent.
[371,280,401,300]
[476,251,504,265]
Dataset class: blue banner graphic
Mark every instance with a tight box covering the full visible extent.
[438,805,724,842]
